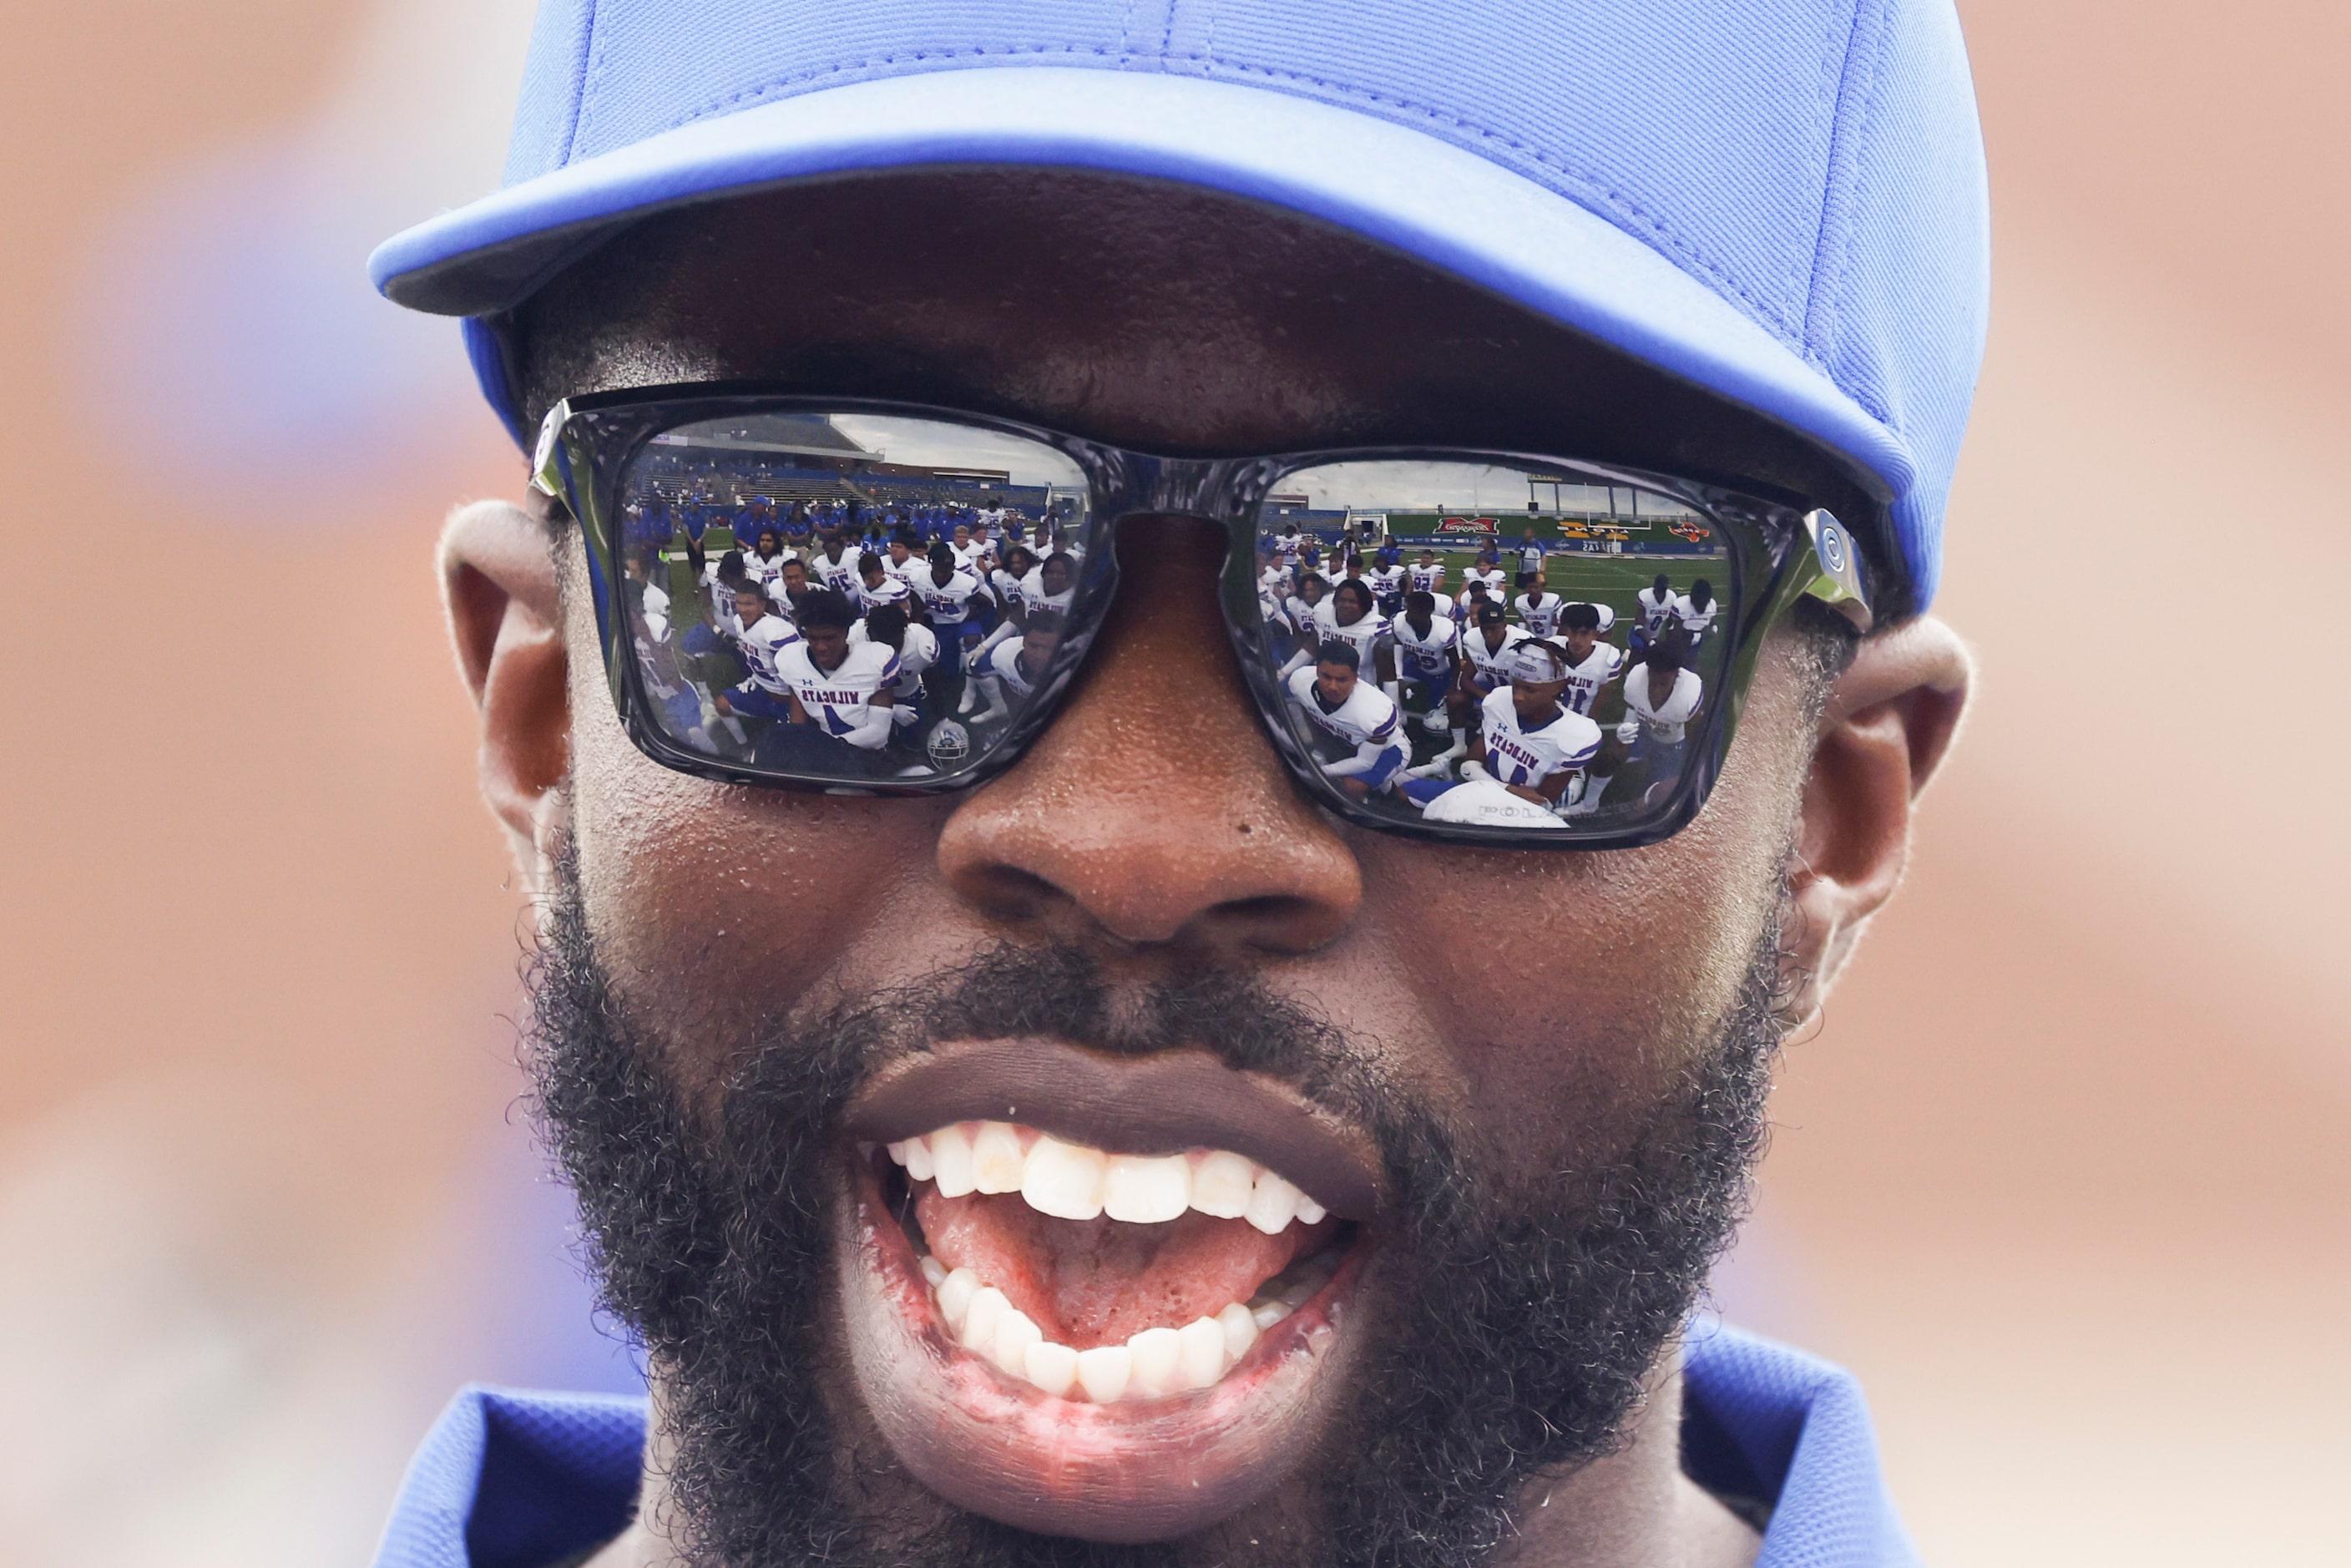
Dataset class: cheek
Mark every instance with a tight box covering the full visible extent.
[559,620,949,1082]
[1344,687,1807,1171]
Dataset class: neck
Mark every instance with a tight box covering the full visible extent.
[586,1353,1757,1568]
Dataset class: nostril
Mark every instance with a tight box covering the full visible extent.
[958,864,1063,920]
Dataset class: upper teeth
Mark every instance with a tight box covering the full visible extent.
[885,1121,1330,1233]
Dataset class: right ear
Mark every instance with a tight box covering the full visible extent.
[439,498,569,889]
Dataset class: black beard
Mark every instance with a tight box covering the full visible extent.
[526,855,1786,1568]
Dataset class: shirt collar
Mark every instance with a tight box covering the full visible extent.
[376,1326,1915,1568]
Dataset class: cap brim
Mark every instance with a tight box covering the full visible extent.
[371,65,1910,520]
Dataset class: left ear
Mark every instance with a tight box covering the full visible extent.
[1782,615,1973,1021]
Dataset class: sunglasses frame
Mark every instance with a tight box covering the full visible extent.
[533,385,1873,852]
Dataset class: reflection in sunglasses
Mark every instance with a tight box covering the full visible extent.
[607,416,1735,835]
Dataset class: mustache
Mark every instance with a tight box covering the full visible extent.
[561,935,1449,1202]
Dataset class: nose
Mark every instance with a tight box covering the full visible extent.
[937,515,1362,953]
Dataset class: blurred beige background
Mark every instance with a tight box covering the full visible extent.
[0,3,2342,1563]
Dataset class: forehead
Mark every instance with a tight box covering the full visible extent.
[516,168,1870,511]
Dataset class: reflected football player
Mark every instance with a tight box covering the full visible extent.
[1514,573,1565,636]
[1408,547,1446,597]
[1633,571,1677,660]
[1280,572,1331,673]
[855,550,912,615]
[850,601,938,734]
[974,607,1068,724]
[1309,579,1394,702]
[1554,602,1625,718]
[1284,639,1408,800]
[746,527,791,593]
[709,582,805,732]
[1615,629,1706,808]
[810,530,859,596]
[1459,598,1529,704]
[1671,580,1720,653]
[1403,640,1600,815]
[761,588,898,773]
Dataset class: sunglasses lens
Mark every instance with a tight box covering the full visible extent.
[1245,460,1737,836]
[609,412,1101,785]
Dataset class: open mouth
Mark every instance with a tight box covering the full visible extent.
[835,1039,1383,1540]
[879,1121,1351,1403]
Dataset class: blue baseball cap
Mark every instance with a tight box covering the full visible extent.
[371,0,1988,609]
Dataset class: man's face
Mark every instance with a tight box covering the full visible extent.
[1019,625,1062,675]
[1041,559,1072,597]
[803,621,848,670]
[782,562,808,594]
[1312,658,1358,707]
[1565,625,1598,661]
[734,589,766,625]
[1511,675,1567,724]
[512,170,1850,1567]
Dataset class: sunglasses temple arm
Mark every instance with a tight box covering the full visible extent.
[530,398,574,499]
[1794,508,1873,635]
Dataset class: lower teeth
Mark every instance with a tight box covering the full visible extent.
[919,1246,1339,1403]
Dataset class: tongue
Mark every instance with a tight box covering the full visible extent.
[916,1186,1334,1348]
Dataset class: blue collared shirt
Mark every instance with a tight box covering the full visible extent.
[372,1323,1917,1568]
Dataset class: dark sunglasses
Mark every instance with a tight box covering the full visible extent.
[532,387,1873,850]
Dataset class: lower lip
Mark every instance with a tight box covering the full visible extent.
[835,1149,1370,1541]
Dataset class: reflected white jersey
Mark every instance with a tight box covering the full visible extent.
[1514,591,1565,636]
[637,580,672,645]
[1478,685,1602,790]
[854,574,911,614]
[743,550,791,590]
[1309,601,1390,671]
[988,635,1054,701]
[989,566,1032,615]
[1557,640,1625,716]
[1018,567,1075,617]
[809,549,859,594]
[725,610,802,694]
[1624,665,1705,744]
[1390,612,1459,680]
[1286,665,1403,752]
[1561,600,1618,635]
[915,569,988,628]
[1636,584,1677,634]
[850,618,938,697]
[775,640,900,746]
[1459,622,1529,690]
[1669,594,1720,640]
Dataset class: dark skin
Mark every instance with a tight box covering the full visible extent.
[439,169,1969,1566]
